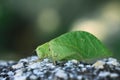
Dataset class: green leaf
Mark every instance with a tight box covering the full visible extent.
[36,31,112,62]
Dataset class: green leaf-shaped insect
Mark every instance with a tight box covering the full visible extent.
[36,31,112,62]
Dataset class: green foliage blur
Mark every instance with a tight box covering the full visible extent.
[0,0,120,60]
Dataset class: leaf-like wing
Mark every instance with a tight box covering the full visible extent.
[36,31,112,62]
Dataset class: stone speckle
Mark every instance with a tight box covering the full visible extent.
[110,73,119,78]
[0,56,120,80]
[55,70,68,79]
[98,71,110,77]
[92,60,105,69]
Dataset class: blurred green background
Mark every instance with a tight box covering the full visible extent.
[0,0,120,60]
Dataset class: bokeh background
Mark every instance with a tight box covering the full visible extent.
[0,0,120,60]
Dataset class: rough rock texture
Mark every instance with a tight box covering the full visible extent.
[0,56,120,80]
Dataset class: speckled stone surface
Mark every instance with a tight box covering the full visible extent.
[0,56,120,80]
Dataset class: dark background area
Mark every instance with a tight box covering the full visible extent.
[0,0,120,60]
